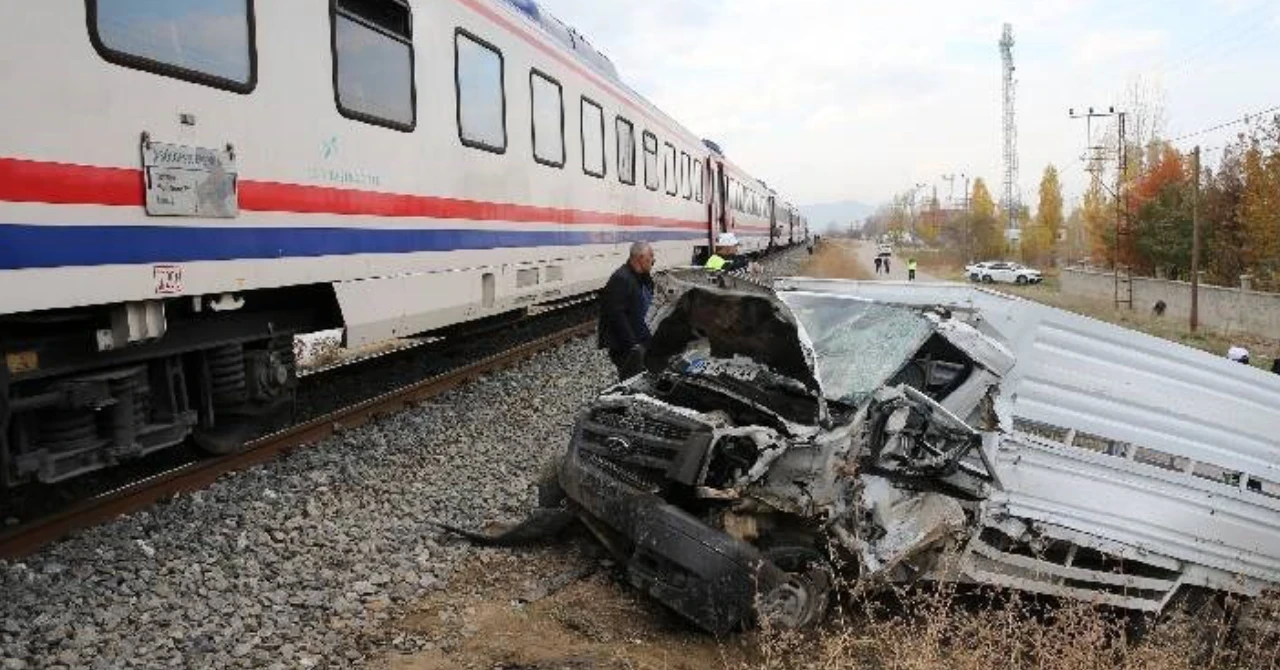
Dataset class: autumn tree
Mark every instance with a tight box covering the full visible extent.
[1082,180,1113,266]
[1062,204,1087,264]
[1203,136,1247,285]
[969,178,1003,260]
[1238,125,1280,287]
[1022,165,1064,266]
[1129,144,1191,278]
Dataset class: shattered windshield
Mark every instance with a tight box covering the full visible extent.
[777,292,934,404]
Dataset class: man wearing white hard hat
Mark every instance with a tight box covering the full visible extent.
[705,232,750,272]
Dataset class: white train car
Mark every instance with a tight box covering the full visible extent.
[721,161,774,254]
[0,0,797,486]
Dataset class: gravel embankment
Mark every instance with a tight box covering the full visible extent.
[0,248,805,670]
[759,243,812,278]
[0,339,614,669]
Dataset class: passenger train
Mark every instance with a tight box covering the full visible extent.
[0,0,809,486]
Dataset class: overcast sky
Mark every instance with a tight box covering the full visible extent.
[536,0,1280,214]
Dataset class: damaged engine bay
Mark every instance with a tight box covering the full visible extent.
[454,271,1280,636]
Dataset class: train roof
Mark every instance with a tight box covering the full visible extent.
[500,0,619,80]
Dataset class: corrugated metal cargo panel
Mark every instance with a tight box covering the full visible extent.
[777,279,1280,479]
[992,434,1280,584]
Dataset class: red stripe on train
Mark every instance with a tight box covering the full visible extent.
[0,157,142,207]
[0,157,708,230]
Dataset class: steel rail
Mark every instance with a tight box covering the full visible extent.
[0,322,595,559]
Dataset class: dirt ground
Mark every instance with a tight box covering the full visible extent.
[373,539,760,670]
[797,239,873,280]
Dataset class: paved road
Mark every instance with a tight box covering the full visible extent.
[851,240,940,282]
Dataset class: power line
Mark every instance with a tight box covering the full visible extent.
[1168,103,1280,144]
[1155,17,1276,87]
[1128,2,1274,83]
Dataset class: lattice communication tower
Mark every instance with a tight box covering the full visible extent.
[1000,23,1020,244]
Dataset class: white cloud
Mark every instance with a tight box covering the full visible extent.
[533,0,1278,213]
[1076,29,1168,66]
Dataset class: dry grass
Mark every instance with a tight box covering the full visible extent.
[733,583,1280,670]
[801,239,874,280]
[910,248,971,282]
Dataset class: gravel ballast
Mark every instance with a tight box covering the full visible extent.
[0,247,809,669]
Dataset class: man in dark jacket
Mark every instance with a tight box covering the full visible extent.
[598,242,656,379]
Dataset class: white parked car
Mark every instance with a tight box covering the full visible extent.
[966,261,1042,285]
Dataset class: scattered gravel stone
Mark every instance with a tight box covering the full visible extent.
[0,248,805,669]
[759,243,812,278]
[0,336,614,669]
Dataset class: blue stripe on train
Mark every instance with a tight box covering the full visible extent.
[0,224,708,270]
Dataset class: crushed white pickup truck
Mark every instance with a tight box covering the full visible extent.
[481,271,1280,635]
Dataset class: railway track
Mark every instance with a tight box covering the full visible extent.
[0,320,595,559]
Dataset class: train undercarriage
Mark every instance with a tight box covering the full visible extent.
[0,288,335,487]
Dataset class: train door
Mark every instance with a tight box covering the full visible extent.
[713,160,730,238]
[705,157,720,248]
[762,194,773,249]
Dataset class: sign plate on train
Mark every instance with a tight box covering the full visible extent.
[141,140,238,218]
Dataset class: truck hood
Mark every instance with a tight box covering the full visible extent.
[643,272,1012,408]
[644,284,822,395]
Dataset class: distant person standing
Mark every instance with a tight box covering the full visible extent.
[908,257,918,281]
[598,242,656,380]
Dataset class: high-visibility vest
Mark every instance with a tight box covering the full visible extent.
[908,260,918,271]
[705,254,726,271]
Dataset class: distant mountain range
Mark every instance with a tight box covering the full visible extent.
[800,200,876,231]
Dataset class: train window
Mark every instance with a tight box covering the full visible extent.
[643,132,660,191]
[88,0,256,93]
[663,143,678,196]
[581,97,605,178]
[616,117,636,185]
[332,0,415,130]
[681,153,693,200]
[530,70,564,167]
[456,30,507,152]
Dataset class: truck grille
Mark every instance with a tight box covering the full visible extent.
[589,406,692,442]
[574,403,706,491]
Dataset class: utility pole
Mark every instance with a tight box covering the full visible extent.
[1115,112,1132,309]
[1191,145,1201,332]
[942,174,957,209]
[963,173,971,262]
[1069,105,1130,309]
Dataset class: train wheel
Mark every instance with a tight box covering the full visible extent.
[192,336,297,455]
